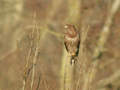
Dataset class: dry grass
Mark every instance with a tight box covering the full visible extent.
[0,0,120,90]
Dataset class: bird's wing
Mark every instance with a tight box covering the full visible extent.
[76,40,80,56]
[64,41,69,52]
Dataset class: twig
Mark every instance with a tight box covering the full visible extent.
[30,12,48,90]
[22,65,33,90]
[31,47,39,90]
[30,12,39,90]
[36,75,41,90]
[22,47,32,90]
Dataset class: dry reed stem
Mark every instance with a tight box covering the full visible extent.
[77,26,89,72]
[22,26,36,90]
[22,48,32,90]
[31,46,39,90]
[30,27,47,90]
[64,56,75,90]
[66,0,81,23]
[36,75,41,90]
[75,26,89,90]
[22,80,26,90]
[22,13,37,90]
[22,12,48,90]
[30,24,48,90]
[83,0,120,90]
[30,13,48,90]
[30,12,38,90]
[60,49,67,90]
[60,48,75,90]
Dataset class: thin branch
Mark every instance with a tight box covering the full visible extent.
[22,48,32,90]
[30,12,48,90]
[31,47,39,90]
[31,13,39,90]
[22,65,33,90]
[36,75,41,90]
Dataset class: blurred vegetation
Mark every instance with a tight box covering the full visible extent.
[0,0,120,90]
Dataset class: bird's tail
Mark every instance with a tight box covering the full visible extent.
[70,56,77,65]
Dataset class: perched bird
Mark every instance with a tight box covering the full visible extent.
[64,24,80,64]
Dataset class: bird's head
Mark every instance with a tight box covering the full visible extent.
[64,24,77,38]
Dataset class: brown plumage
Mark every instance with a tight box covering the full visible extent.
[64,24,80,64]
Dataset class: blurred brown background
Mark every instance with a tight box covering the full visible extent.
[0,0,120,90]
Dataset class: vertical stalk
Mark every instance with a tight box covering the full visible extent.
[60,49,74,90]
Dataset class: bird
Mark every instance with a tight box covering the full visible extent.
[64,24,80,64]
